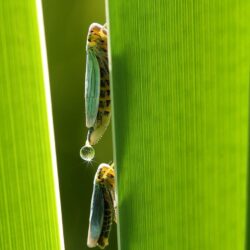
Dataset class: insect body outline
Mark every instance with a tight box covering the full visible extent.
[87,163,116,249]
[80,23,111,162]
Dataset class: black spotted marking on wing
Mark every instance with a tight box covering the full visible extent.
[101,80,106,87]
[100,90,106,98]
[106,100,111,107]
[99,101,104,109]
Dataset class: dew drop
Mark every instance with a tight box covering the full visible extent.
[80,144,95,161]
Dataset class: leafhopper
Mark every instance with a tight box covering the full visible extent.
[80,23,111,162]
[87,163,116,249]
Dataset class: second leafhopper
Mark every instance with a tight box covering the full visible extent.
[80,23,111,162]
[87,163,116,249]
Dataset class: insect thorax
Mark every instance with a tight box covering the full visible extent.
[96,166,115,188]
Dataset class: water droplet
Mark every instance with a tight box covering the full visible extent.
[80,144,95,161]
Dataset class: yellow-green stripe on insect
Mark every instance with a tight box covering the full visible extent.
[87,163,116,249]
[80,23,111,162]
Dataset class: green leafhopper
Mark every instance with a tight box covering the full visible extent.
[87,163,116,249]
[80,23,111,162]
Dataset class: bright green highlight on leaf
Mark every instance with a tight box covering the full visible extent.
[0,1,62,249]
[107,0,250,250]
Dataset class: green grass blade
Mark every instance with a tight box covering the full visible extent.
[107,1,250,249]
[0,1,63,249]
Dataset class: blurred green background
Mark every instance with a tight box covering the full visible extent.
[42,1,116,249]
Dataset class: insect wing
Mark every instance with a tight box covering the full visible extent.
[87,183,104,248]
[85,49,100,128]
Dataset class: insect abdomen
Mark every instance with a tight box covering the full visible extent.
[97,187,114,249]
[97,64,110,122]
